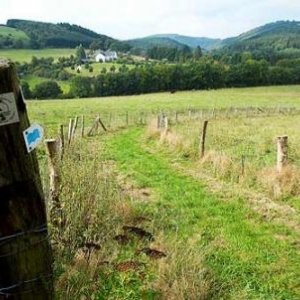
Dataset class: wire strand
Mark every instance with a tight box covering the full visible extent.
[0,224,47,247]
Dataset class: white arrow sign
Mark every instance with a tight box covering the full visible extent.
[23,123,44,153]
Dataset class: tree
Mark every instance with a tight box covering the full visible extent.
[75,44,87,62]
[193,46,202,61]
[33,81,62,99]
[70,76,93,98]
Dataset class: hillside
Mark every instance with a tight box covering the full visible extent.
[149,34,221,50]
[218,21,300,59]
[126,36,188,51]
[126,20,300,59]
[0,25,30,48]
[6,19,117,49]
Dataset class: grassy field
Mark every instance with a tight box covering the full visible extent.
[0,48,74,63]
[27,85,300,299]
[27,85,300,134]
[22,75,70,94]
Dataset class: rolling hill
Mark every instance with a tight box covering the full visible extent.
[147,34,221,50]
[126,36,188,51]
[216,20,300,58]
[1,18,300,62]
[0,25,30,48]
[128,21,300,57]
[5,19,117,49]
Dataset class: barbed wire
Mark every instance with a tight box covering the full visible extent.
[0,274,52,298]
[0,235,50,259]
[0,224,47,247]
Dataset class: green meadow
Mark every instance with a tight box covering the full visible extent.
[25,85,300,299]
[0,48,74,63]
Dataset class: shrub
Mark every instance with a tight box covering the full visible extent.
[32,80,63,99]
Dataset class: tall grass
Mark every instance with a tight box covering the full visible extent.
[154,111,300,207]
[45,138,212,299]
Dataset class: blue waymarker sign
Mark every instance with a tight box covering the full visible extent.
[23,123,44,153]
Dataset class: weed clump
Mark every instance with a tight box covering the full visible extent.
[259,165,300,197]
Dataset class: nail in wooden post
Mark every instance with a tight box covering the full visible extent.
[200,120,209,158]
[277,136,288,172]
[0,58,53,299]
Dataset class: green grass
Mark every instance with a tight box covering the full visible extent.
[26,86,300,299]
[22,75,70,94]
[0,48,74,63]
[26,85,300,134]
[102,127,300,299]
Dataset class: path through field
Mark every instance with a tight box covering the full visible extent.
[104,126,300,299]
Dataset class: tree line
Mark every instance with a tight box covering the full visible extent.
[21,55,300,99]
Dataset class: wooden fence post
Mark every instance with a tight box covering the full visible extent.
[67,118,73,145]
[0,59,53,299]
[58,124,64,160]
[157,114,161,129]
[45,139,60,204]
[164,116,169,130]
[81,115,85,138]
[175,111,178,123]
[277,136,288,172]
[200,120,209,158]
[71,116,78,139]
[241,155,245,177]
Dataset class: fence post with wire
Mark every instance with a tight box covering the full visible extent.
[0,59,54,299]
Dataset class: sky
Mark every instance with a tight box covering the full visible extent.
[1,0,300,40]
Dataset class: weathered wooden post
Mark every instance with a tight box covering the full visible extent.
[277,136,288,172]
[241,155,245,177]
[200,120,209,158]
[58,124,64,160]
[157,114,161,129]
[67,118,73,145]
[0,59,53,299]
[164,116,169,130]
[71,115,78,139]
[45,139,60,204]
[175,111,178,123]
[81,115,85,138]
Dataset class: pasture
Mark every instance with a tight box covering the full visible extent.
[27,86,300,299]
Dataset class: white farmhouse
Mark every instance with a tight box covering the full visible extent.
[95,50,118,62]
[95,52,106,62]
